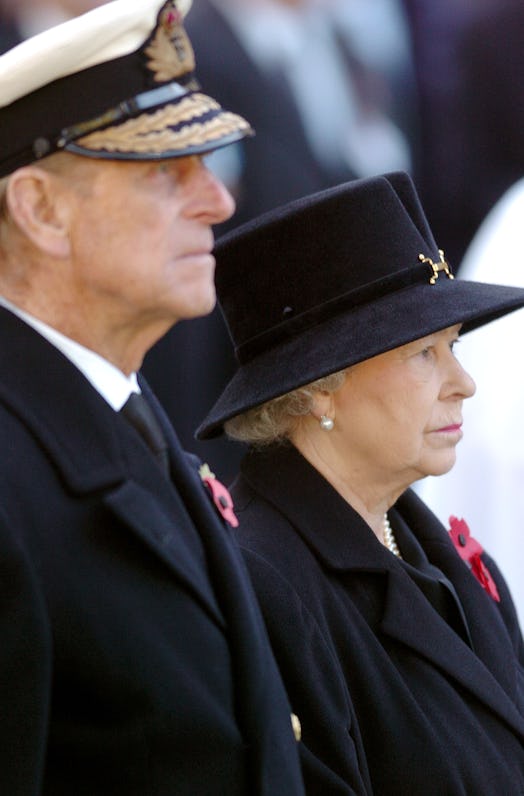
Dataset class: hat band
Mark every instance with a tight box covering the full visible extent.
[56,80,197,148]
[235,258,449,364]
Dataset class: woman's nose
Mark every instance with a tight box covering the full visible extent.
[451,359,476,400]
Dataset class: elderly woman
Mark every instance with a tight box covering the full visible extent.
[198,172,524,794]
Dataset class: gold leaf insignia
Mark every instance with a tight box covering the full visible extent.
[144,2,195,82]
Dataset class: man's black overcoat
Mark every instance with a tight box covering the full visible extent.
[0,308,304,795]
[232,444,524,794]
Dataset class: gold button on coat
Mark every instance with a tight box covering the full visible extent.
[291,713,301,742]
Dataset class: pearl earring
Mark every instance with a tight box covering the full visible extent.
[319,415,334,431]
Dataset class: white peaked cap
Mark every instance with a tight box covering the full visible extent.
[0,0,252,177]
[0,0,190,108]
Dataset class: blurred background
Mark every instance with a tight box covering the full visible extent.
[3,0,524,620]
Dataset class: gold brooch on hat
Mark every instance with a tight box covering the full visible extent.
[419,250,454,285]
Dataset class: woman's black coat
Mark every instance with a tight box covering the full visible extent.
[231,443,524,794]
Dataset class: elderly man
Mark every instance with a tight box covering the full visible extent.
[0,1,304,793]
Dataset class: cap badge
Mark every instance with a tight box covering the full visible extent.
[419,250,454,285]
[145,1,196,83]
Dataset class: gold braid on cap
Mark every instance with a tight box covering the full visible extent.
[76,93,251,153]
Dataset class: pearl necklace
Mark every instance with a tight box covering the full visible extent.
[383,513,402,558]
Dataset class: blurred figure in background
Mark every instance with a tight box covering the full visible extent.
[403,0,524,268]
[417,179,524,625]
[186,0,416,232]
[401,0,486,267]
[0,0,108,50]
[455,0,524,250]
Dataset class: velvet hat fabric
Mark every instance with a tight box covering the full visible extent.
[198,171,524,439]
[0,0,252,178]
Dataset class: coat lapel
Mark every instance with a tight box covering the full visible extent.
[103,481,225,626]
[395,490,524,702]
[379,564,524,737]
[0,309,224,624]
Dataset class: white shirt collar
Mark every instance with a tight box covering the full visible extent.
[0,296,139,410]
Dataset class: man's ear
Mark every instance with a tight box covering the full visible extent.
[6,166,71,258]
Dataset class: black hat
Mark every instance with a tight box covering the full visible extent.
[198,171,524,439]
[0,0,252,178]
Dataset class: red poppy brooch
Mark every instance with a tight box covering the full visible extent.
[199,464,239,528]
[448,516,500,602]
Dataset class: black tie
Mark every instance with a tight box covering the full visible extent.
[120,392,170,475]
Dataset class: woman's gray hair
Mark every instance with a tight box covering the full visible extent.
[224,369,347,446]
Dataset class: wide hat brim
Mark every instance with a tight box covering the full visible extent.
[197,173,524,439]
[198,277,524,439]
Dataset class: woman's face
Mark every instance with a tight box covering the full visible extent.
[327,324,476,491]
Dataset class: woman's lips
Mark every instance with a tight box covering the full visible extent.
[434,423,463,434]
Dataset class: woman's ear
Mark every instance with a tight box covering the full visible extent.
[6,166,71,258]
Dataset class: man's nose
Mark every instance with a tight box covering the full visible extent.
[193,163,236,225]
